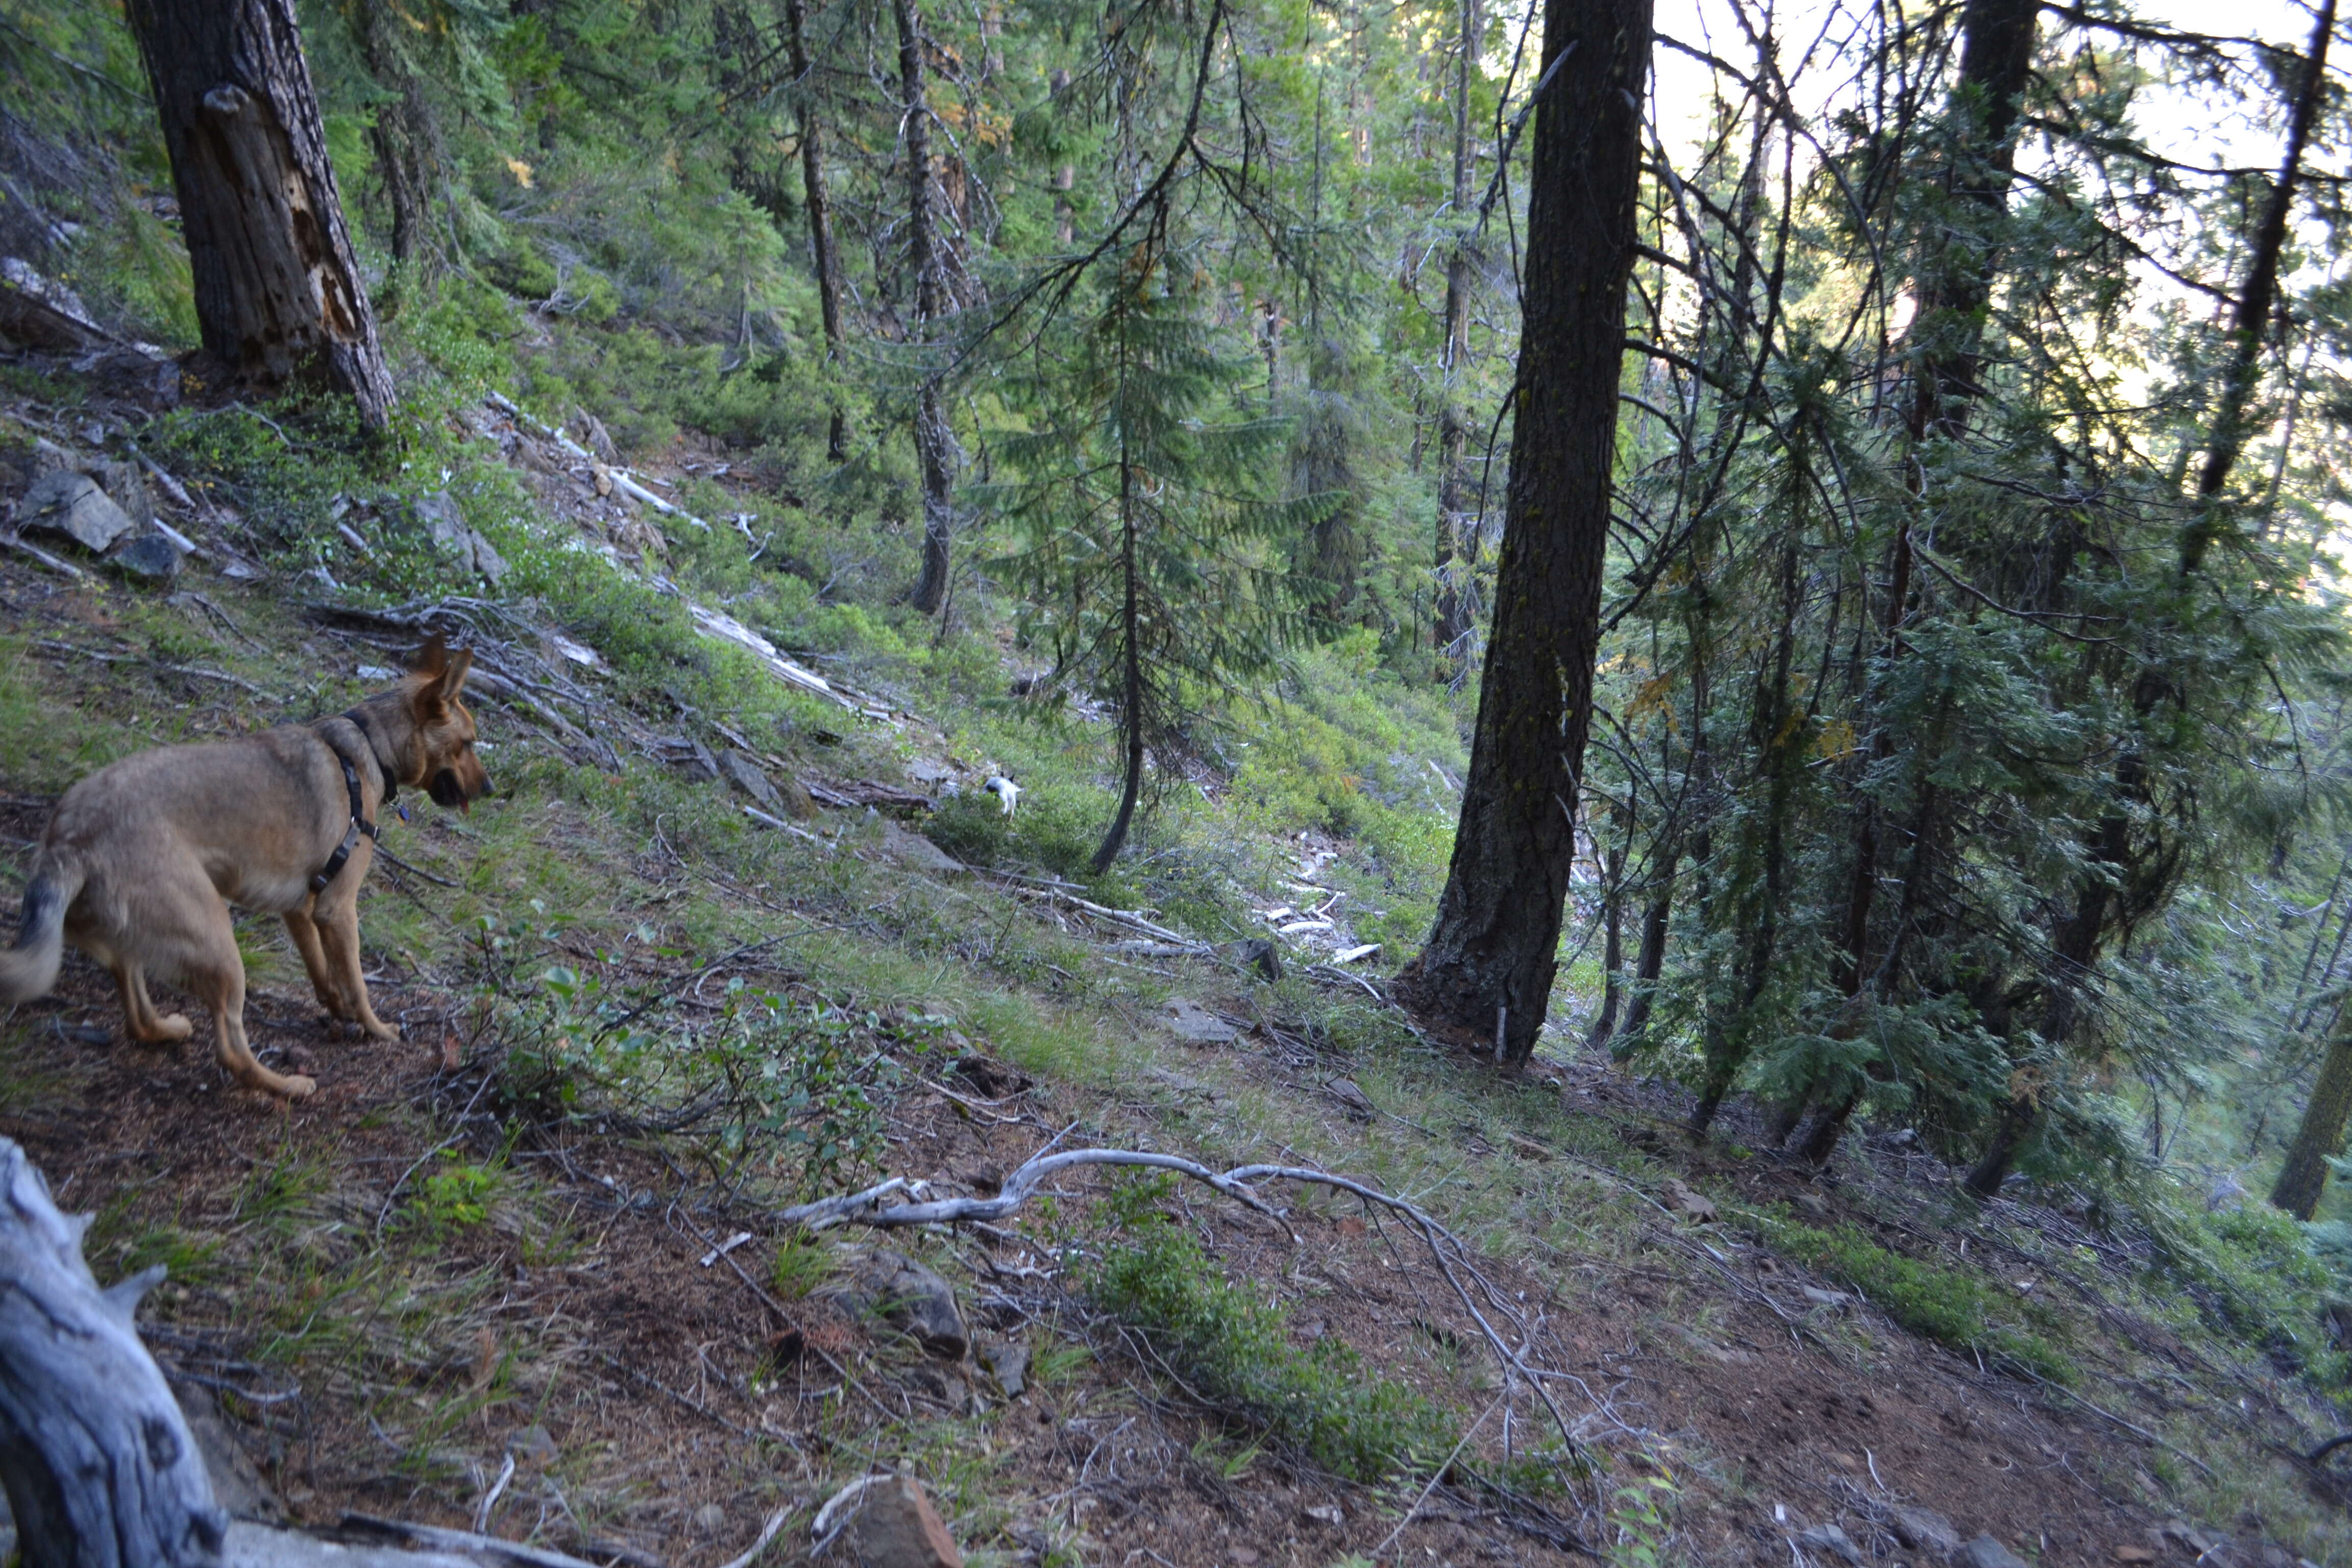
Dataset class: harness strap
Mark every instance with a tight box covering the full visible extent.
[311,719,382,895]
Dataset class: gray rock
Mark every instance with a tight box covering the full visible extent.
[691,1503,727,1535]
[20,469,133,551]
[827,1248,967,1359]
[108,531,183,581]
[1892,1507,1961,1556]
[718,750,780,810]
[1227,937,1284,982]
[1953,1536,2030,1568]
[977,1339,1028,1398]
[505,1424,557,1466]
[413,492,508,585]
[878,819,966,876]
[847,1475,963,1568]
[1798,1524,1863,1564]
[1159,997,1239,1044]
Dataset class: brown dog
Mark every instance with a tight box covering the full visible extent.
[0,638,491,1098]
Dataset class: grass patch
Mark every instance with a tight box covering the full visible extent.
[1089,1176,1454,1483]
[1753,1209,2077,1385]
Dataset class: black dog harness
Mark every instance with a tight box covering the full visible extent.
[311,709,394,894]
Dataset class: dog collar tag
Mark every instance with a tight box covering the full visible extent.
[397,804,410,823]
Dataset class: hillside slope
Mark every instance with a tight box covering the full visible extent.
[2,351,2350,1568]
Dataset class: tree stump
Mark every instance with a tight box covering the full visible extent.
[0,1137,228,1568]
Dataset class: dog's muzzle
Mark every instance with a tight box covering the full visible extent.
[430,769,484,810]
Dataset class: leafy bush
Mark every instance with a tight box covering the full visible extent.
[1090,1178,1453,1482]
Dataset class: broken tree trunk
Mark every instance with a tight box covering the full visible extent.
[0,1137,227,1568]
[122,0,394,430]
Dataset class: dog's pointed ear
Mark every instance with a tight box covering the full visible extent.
[410,633,450,679]
[442,648,474,701]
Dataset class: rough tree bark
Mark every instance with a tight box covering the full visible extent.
[123,0,393,430]
[782,0,849,462]
[0,1138,227,1568]
[1392,0,1653,1066]
[896,0,958,614]
[2178,0,2336,577]
[1431,0,1480,665]
[2272,1020,2352,1221]
[1584,836,1625,1052]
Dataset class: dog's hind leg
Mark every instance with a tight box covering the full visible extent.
[282,906,348,1020]
[186,901,314,1099]
[110,959,192,1045]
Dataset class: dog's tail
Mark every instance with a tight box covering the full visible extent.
[0,859,79,1004]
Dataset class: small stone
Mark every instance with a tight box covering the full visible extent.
[692,1503,727,1535]
[1226,937,1284,982]
[1798,1524,1863,1564]
[2114,1549,2155,1565]
[776,776,820,820]
[1325,1076,1377,1118]
[1954,1536,2030,1568]
[1302,1505,1343,1528]
[826,1248,967,1358]
[505,1424,558,1466]
[718,750,780,810]
[1160,998,1239,1044]
[1663,1179,1718,1223]
[1891,1507,1959,1556]
[413,491,508,584]
[107,531,183,581]
[978,1339,1028,1398]
[1801,1286,1854,1310]
[20,470,133,551]
[847,1474,963,1568]
[1232,1552,1260,1567]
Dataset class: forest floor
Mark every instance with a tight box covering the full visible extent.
[4,360,2352,1568]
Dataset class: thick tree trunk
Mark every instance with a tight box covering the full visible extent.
[897,0,957,612]
[2272,1023,2352,1221]
[782,0,849,462]
[1050,69,1076,246]
[1431,0,1479,664]
[1584,838,1626,1052]
[124,0,393,430]
[0,1139,227,1568]
[350,2,440,275]
[2179,0,2335,576]
[1834,0,2039,1001]
[1611,864,1675,1060]
[1093,437,1145,873]
[1393,0,1652,1067]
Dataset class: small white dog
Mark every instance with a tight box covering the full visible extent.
[983,774,1021,818]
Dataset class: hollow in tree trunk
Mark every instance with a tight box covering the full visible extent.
[1391,0,1652,1066]
[124,0,393,430]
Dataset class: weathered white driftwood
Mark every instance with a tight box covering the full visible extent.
[0,1138,227,1567]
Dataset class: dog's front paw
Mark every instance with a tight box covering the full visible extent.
[280,1074,318,1099]
[361,1020,398,1041]
[155,1013,194,1043]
